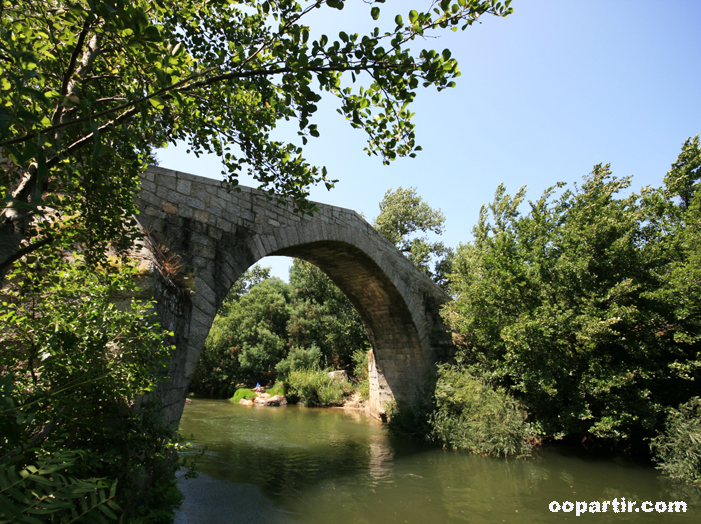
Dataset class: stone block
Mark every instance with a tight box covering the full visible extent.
[139,188,161,207]
[183,196,205,211]
[176,178,191,196]
[178,205,194,219]
[194,209,211,224]
[143,206,165,219]
[258,234,272,254]
[264,233,278,253]
[208,194,228,210]
[191,305,215,330]
[193,277,217,309]
[253,235,266,258]
[187,326,208,350]
[161,202,178,215]
[156,172,178,190]
[216,216,234,233]
[191,184,212,204]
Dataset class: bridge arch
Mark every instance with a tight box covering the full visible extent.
[136,166,453,426]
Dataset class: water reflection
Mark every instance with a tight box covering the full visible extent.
[176,400,699,524]
[368,439,394,485]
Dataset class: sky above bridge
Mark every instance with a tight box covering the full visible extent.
[156,0,701,281]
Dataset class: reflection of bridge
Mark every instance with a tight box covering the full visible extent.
[137,166,453,426]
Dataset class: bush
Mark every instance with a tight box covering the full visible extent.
[652,397,701,486]
[266,383,285,397]
[285,369,351,407]
[275,344,322,381]
[0,255,181,521]
[231,388,257,403]
[351,349,370,400]
[429,365,539,457]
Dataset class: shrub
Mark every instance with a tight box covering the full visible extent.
[275,344,322,381]
[231,388,257,403]
[429,365,539,457]
[285,369,350,407]
[351,349,370,400]
[0,255,181,521]
[651,397,701,486]
[266,383,286,397]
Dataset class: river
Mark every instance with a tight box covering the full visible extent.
[174,399,699,523]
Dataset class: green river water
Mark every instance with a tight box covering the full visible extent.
[174,399,699,524]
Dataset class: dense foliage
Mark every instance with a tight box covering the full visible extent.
[0,446,120,524]
[442,138,701,447]
[373,186,453,287]
[192,260,370,397]
[0,0,512,284]
[351,349,370,401]
[231,388,257,403]
[0,252,180,522]
[429,364,538,457]
[651,397,701,486]
[285,369,352,407]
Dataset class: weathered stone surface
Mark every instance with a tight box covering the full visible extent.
[265,395,287,406]
[138,166,454,427]
[253,394,269,405]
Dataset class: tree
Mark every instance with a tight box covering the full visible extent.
[645,136,701,356]
[0,0,513,283]
[192,260,370,395]
[373,186,453,286]
[288,258,369,369]
[663,135,701,211]
[193,275,292,395]
[442,156,701,444]
[0,249,177,520]
[219,263,271,316]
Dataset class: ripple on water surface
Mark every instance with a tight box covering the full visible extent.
[175,399,700,524]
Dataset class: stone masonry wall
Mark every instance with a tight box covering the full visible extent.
[136,166,453,426]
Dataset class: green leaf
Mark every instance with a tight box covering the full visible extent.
[142,25,161,41]
[148,96,166,110]
[371,6,380,20]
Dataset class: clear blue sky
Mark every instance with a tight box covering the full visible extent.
[156,0,701,280]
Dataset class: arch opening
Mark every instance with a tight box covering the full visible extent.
[271,241,428,415]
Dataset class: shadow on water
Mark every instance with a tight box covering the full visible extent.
[176,399,700,524]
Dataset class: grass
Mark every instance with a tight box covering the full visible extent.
[230,388,256,403]
[266,383,285,397]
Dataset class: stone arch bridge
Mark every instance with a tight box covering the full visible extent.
[136,166,453,427]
